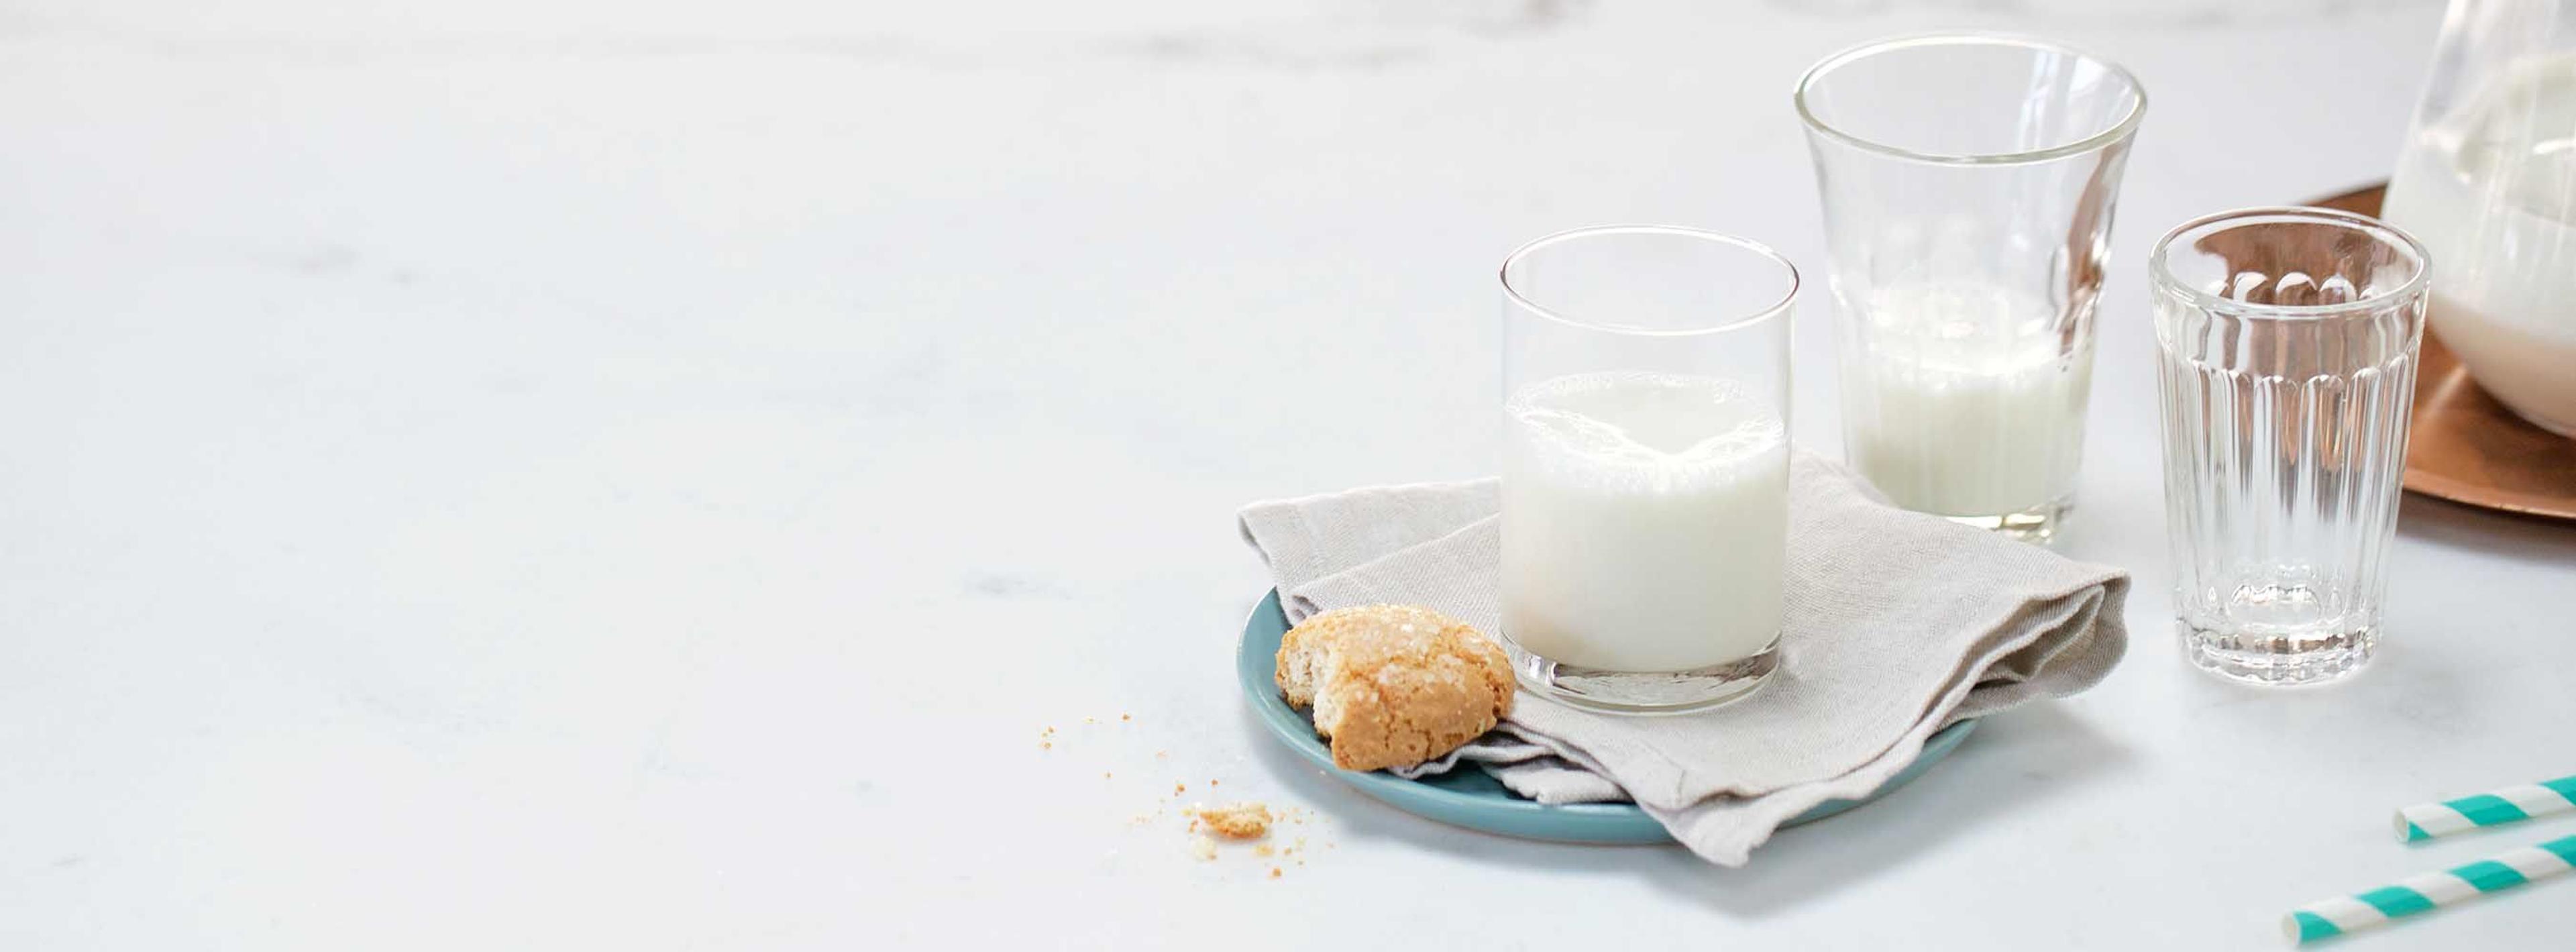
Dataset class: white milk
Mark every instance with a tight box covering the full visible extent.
[1843,283,2093,517]
[2383,54,2576,436]
[1499,371,1787,673]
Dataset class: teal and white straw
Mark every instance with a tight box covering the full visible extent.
[2396,774,2576,841]
[2286,834,2576,943]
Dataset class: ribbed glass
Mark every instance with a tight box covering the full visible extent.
[2149,207,2430,686]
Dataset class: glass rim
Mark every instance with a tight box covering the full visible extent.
[1792,32,2147,167]
[1498,225,1799,338]
[2149,206,2433,319]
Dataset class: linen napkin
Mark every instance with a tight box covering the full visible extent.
[1238,453,2128,866]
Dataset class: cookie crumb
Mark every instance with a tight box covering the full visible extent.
[1040,741,1051,750]
[1083,717,1097,725]
[1155,749,1167,759]
[1184,802,1273,840]
[1173,782,1185,794]
[1102,772,1112,779]
[1254,844,1275,857]
[1190,835,1217,861]
[1269,867,1282,879]
[1209,780,1220,787]
[1121,713,1132,722]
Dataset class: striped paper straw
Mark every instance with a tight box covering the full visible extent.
[2396,775,2576,841]
[2286,834,2576,943]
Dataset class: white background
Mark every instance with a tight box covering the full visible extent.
[5,1,2573,949]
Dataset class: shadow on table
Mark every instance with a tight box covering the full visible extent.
[2396,492,2576,561]
[1239,700,2134,918]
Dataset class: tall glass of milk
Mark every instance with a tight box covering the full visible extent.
[1796,35,2147,543]
[1499,226,1796,715]
[2383,0,2576,437]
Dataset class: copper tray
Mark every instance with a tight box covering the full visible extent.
[2310,183,2576,521]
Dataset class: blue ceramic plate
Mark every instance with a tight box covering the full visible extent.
[1238,590,1977,843]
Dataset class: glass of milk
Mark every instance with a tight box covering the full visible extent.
[1498,226,1796,715]
[2382,0,2576,436]
[1795,34,2147,543]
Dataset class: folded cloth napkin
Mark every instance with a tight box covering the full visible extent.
[1237,453,2129,866]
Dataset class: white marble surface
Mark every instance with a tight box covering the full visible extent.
[5,1,2573,949]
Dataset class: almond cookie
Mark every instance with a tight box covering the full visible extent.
[1275,604,1513,772]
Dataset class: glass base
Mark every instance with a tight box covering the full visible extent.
[2182,620,2375,686]
[1939,495,2073,546]
[1500,637,1778,715]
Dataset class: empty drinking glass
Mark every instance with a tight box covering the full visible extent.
[1796,34,2145,543]
[2150,207,2432,685]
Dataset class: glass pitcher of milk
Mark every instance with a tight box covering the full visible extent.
[2383,0,2576,436]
